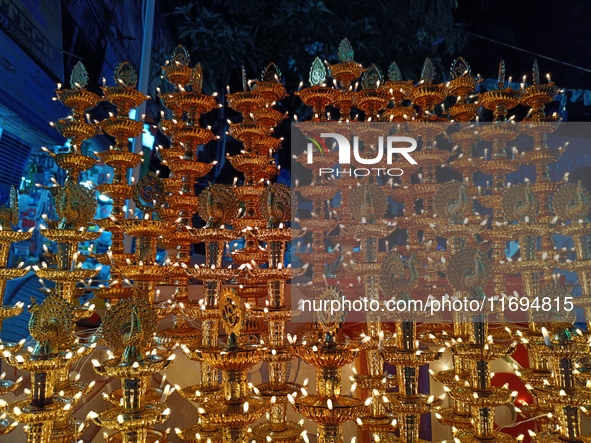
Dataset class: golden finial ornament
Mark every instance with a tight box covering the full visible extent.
[114,61,138,88]
[388,61,403,81]
[434,181,471,222]
[191,63,204,93]
[361,63,383,90]
[69,61,89,89]
[197,184,239,228]
[259,183,291,228]
[446,247,491,292]
[309,57,327,86]
[450,56,471,78]
[171,44,190,66]
[337,38,354,63]
[349,184,388,223]
[98,297,158,356]
[420,57,436,84]
[380,253,419,296]
[501,183,538,222]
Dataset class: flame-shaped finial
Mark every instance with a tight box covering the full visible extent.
[309,57,327,86]
[497,59,506,89]
[337,38,355,63]
[70,61,89,89]
[170,44,190,66]
[420,58,435,84]
[114,61,138,88]
[388,61,402,81]
[261,62,281,83]
[191,63,203,93]
[532,59,540,86]
[362,64,383,90]
[450,57,471,79]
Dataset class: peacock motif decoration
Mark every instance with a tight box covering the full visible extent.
[380,252,419,298]
[28,295,73,357]
[501,183,538,222]
[434,181,471,223]
[55,181,97,229]
[259,183,291,228]
[553,182,591,221]
[446,247,491,294]
[197,184,239,228]
[98,297,158,363]
[349,184,388,224]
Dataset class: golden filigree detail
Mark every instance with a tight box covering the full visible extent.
[98,297,158,353]
[55,182,97,229]
[502,183,538,222]
[220,288,243,339]
[197,184,239,228]
[70,61,89,89]
[553,182,591,221]
[29,295,73,356]
[380,253,418,295]
[434,181,471,221]
[191,63,204,94]
[446,247,491,291]
[315,287,345,335]
[260,183,291,227]
[171,44,190,66]
[114,61,138,88]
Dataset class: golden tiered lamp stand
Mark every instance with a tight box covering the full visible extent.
[95,61,148,304]
[89,297,174,443]
[182,289,268,443]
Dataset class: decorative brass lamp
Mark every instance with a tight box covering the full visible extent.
[7,295,84,443]
[251,184,306,443]
[182,289,268,443]
[0,187,28,436]
[90,296,174,443]
[294,287,366,443]
[95,61,148,304]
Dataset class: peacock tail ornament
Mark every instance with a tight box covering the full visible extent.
[55,181,97,229]
[28,295,73,357]
[349,184,388,224]
[553,182,591,221]
[446,247,491,296]
[198,184,239,228]
[434,181,471,223]
[380,253,419,299]
[501,183,538,222]
[98,297,158,363]
[260,183,291,228]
